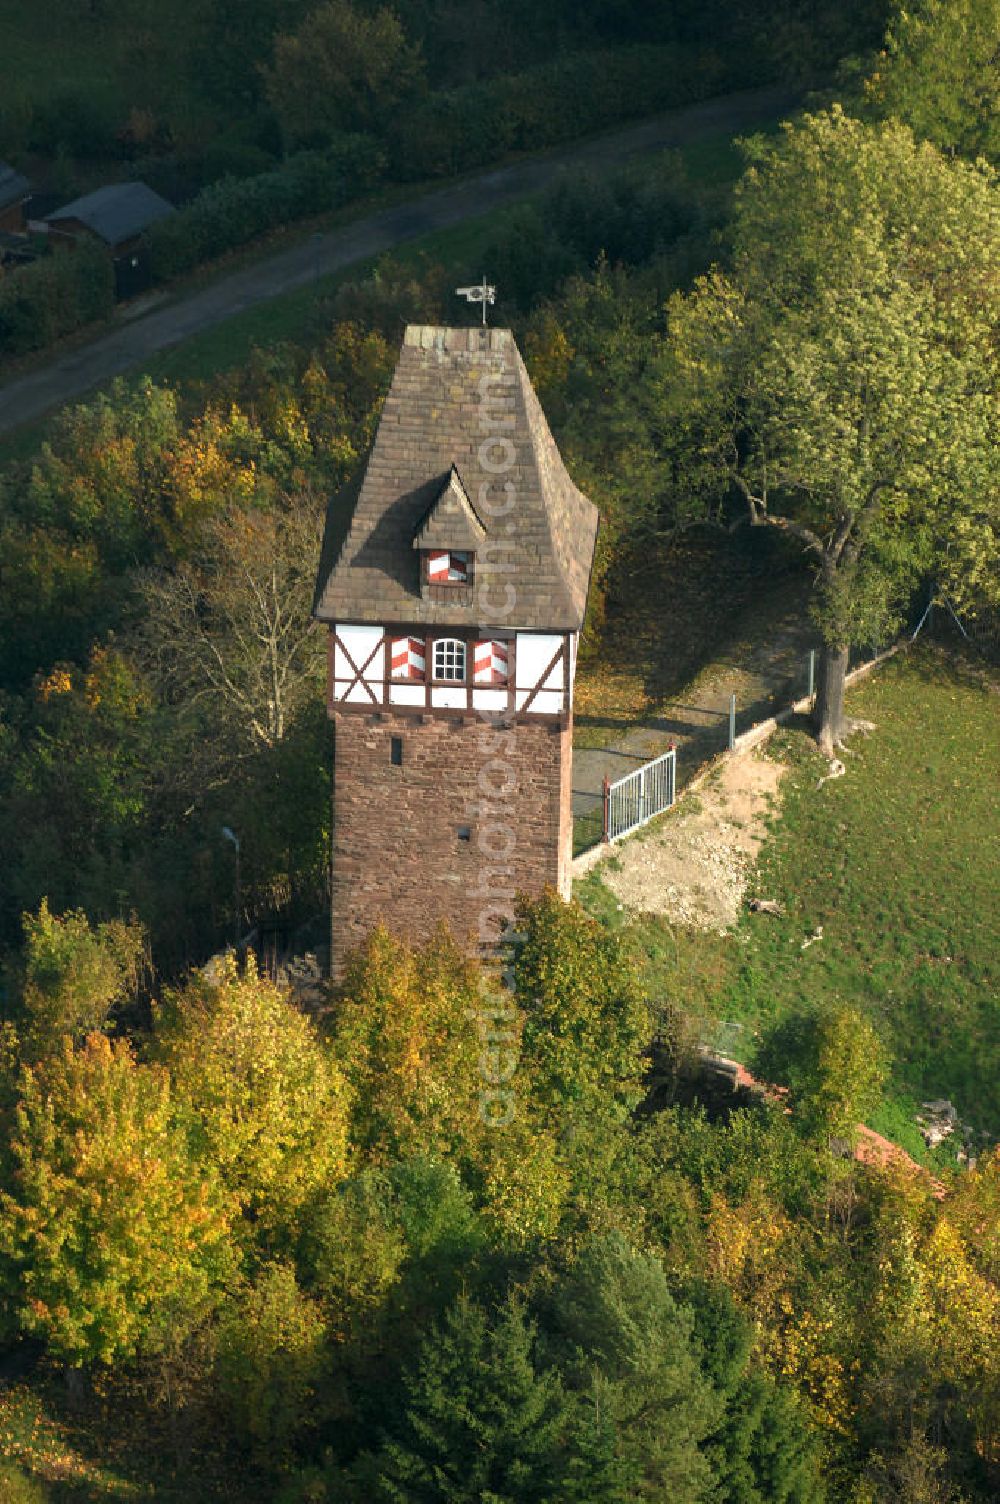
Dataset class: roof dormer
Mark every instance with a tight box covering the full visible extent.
[412,466,486,603]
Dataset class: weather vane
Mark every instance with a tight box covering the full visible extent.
[455,277,497,325]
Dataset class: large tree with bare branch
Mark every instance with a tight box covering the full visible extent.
[138,493,325,754]
[655,109,999,753]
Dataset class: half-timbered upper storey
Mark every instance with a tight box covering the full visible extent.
[313,325,599,722]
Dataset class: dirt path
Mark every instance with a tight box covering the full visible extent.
[599,748,786,931]
[0,86,797,438]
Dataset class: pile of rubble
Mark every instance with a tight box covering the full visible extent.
[600,750,785,931]
[275,948,330,1012]
[915,1099,980,1167]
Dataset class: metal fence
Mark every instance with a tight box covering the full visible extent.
[603,748,676,843]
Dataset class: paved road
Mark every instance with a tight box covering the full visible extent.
[0,86,797,437]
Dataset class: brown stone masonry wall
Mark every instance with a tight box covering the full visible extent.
[558,710,573,899]
[331,709,572,976]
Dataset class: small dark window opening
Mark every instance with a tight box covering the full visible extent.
[390,736,403,766]
[457,825,472,842]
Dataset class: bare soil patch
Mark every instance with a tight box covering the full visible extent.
[600,749,786,930]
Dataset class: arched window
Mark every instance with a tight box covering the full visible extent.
[433,638,466,682]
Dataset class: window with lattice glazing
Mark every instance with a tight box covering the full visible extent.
[433,638,466,682]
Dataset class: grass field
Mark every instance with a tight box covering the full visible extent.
[0,1,215,149]
[578,646,1000,1150]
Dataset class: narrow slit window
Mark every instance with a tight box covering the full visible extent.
[433,638,466,682]
[390,736,403,766]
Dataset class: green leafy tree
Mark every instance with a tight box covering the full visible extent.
[511,894,651,1126]
[864,0,1000,162]
[215,1262,329,1463]
[656,109,1000,753]
[0,1462,48,1504]
[0,1034,234,1367]
[266,1,425,147]
[375,1294,575,1504]
[154,955,351,1252]
[0,380,180,687]
[300,1169,407,1340]
[6,898,146,1058]
[754,1004,888,1143]
[332,926,496,1165]
[0,651,158,944]
[860,1430,970,1503]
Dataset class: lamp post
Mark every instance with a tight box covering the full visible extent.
[222,826,241,951]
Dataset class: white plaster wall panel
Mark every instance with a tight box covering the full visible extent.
[514,633,562,686]
[524,689,563,716]
[432,686,467,710]
[335,624,384,684]
[389,683,425,707]
[472,688,508,713]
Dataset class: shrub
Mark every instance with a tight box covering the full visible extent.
[388,45,729,180]
[28,88,119,159]
[0,1463,49,1503]
[7,898,146,1058]
[485,156,704,308]
[0,243,114,358]
[145,138,386,283]
[214,1263,329,1462]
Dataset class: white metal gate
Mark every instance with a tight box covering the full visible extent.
[603,748,676,842]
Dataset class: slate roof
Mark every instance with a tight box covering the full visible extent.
[314,326,599,631]
[46,181,174,247]
[0,163,30,212]
[412,466,487,552]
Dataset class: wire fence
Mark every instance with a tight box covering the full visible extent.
[912,593,1000,665]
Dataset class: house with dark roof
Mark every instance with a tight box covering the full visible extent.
[314,323,599,975]
[45,181,174,298]
[0,163,30,234]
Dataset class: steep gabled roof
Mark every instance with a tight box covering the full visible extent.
[46,181,174,246]
[314,326,599,631]
[412,466,486,552]
[0,163,29,212]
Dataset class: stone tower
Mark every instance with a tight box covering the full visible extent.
[313,325,599,976]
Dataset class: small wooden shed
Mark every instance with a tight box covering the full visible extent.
[46,181,174,298]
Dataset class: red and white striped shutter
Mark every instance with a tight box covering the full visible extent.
[391,636,426,680]
[427,550,450,582]
[448,551,469,582]
[474,639,509,685]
